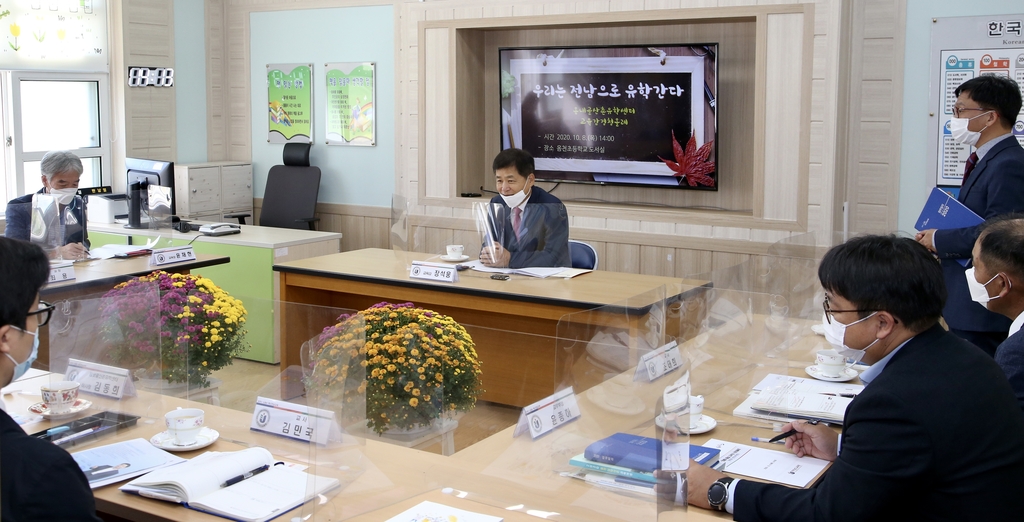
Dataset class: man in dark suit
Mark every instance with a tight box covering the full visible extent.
[968,216,1024,414]
[4,150,90,260]
[0,238,102,521]
[683,235,1024,520]
[480,148,570,268]
[916,76,1024,356]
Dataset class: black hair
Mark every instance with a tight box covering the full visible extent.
[0,238,49,330]
[817,235,945,332]
[977,214,1024,280]
[492,148,535,178]
[954,75,1023,128]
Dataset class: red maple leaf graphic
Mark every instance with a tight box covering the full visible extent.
[658,130,716,187]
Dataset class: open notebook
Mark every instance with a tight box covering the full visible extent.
[120,447,339,522]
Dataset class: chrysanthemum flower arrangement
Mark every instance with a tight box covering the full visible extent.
[101,271,249,387]
[306,302,483,435]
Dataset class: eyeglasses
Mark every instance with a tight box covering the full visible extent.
[952,106,989,118]
[27,301,55,327]
[822,295,874,324]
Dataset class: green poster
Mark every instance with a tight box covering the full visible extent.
[267,63,313,143]
[325,62,375,146]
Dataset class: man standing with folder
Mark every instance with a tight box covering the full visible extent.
[916,76,1024,356]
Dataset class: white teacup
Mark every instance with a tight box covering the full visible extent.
[40,381,80,414]
[446,244,464,258]
[816,349,851,378]
[689,395,705,427]
[164,408,205,445]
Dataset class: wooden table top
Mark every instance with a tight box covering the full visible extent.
[89,221,343,249]
[274,248,710,311]
[41,254,231,298]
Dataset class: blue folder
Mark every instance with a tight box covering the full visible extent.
[915,187,983,267]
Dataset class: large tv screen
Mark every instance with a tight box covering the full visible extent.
[500,44,719,190]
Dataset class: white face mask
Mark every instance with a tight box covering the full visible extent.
[820,311,878,362]
[500,189,529,208]
[965,267,1005,309]
[50,187,78,206]
[948,111,992,147]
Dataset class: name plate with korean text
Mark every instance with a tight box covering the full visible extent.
[47,263,76,284]
[65,358,136,399]
[513,387,581,439]
[634,340,683,382]
[149,246,197,267]
[409,261,459,283]
[250,396,341,445]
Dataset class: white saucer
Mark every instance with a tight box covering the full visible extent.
[655,413,717,434]
[439,255,469,262]
[805,365,858,382]
[150,427,220,451]
[28,398,92,419]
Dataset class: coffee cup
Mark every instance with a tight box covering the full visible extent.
[446,245,464,258]
[40,381,80,414]
[164,408,205,445]
[689,395,705,427]
[816,349,850,378]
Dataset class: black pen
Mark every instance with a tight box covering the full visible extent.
[221,465,269,487]
[819,393,857,398]
[768,419,819,444]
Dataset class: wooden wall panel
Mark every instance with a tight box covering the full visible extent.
[123,0,176,162]
[422,27,452,198]
[761,12,806,222]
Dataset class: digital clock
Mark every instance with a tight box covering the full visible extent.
[126,67,174,87]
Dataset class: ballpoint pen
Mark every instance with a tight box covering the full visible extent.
[819,393,857,398]
[221,465,270,488]
[767,419,819,444]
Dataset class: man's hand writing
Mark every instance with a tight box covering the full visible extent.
[783,420,839,461]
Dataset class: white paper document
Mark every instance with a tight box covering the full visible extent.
[463,260,586,279]
[751,373,864,396]
[703,439,829,488]
[385,500,503,522]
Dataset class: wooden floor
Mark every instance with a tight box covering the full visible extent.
[210,359,522,454]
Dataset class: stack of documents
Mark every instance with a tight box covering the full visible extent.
[732,374,863,425]
[463,260,591,279]
[703,439,830,488]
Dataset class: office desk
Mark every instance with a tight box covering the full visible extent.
[274,248,710,407]
[89,221,342,363]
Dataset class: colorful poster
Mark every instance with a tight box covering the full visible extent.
[0,0,108,72]
[267,63,313,144]
[325,62,375,146]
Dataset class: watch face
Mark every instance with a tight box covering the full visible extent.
[708,482,728,506]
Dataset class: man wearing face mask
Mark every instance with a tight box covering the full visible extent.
[4,150,90,260]
[0,238,103,521]
[968,216,1024,414]
[480,148,570,268]
[683,235,1024,520]
[915,76,1024,356]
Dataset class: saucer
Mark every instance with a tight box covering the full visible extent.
[439,254,470,262]
[28,398,92,419]
[805,365,858,382]
[150,427,220,451]
[655,413,717,435]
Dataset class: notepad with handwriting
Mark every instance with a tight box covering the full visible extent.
[120,447,339,522]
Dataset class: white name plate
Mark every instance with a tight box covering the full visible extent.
[47,264,76,284]
[513,386,581,439]
[634,340,684,382]
[149,246,197,267]
[409,261,459,283]
[65,358,136,399]
[250,396,341,445]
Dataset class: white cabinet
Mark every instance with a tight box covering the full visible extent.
[174,162,253,224]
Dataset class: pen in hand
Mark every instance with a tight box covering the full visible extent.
[767,419,820,444]
[221,465,269,487]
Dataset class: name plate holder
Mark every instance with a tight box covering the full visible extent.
[47,262,76,284]
[250,396,342,445]
[65,358,136,399]
[409,261,459,283]
[633,340,684,382]
[150,245,197,267]
[513,386,581,439]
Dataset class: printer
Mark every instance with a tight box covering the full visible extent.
[88,193,129,223]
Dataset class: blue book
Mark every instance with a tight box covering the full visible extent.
[582,433,722,472]
[570,444,720,484]
[915,187,984,267]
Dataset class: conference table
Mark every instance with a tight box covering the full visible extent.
[273,248,711,407]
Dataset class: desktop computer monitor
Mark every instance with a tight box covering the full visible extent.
[125,157,175,228]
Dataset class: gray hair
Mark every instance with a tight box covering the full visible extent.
[40,150,83,182]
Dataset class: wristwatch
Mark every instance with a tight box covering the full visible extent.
[707,476,735,511]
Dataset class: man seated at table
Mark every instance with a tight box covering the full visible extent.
[0,237,103,521]
[4,150,90,260]
[480,148,570,268]
[967,215,1024,414]
[684,235,1024,520]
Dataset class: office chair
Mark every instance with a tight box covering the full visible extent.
[568,240,598,270]
[229,143,321,230]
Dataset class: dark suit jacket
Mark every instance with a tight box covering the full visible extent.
[934,136,1024,332]
[734,325,1024,522]
[1,408,102,521]
[4,189,90,248]
[995,327,1024,415]
[487,187,570,268]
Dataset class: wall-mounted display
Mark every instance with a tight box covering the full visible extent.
[0,0,107,72]
[267,63,313,144]
[326,62,375,146]
[127,67,174,88]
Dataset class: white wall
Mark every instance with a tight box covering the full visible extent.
[174,0,208,164]
[248,5,395,207]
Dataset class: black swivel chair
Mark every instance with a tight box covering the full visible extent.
[228,143,321,230]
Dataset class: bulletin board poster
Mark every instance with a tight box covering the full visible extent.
[267,63,313,144]
[928,15,1024,188]
[325,62,375,146]
[0,0,108,72]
